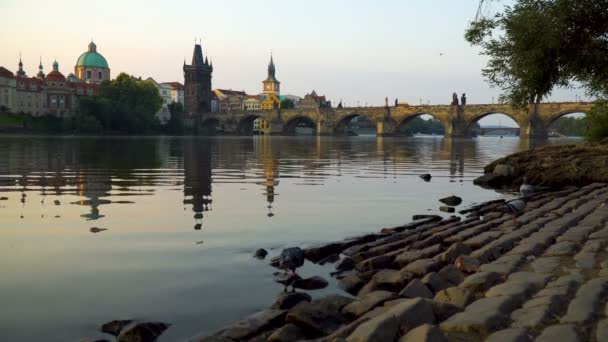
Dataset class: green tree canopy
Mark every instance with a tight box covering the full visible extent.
[280,98,295,109]
[466,0,608,107]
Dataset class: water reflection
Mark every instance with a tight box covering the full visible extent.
[0,135,579,341]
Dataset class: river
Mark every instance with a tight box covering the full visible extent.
[0,135,580,341]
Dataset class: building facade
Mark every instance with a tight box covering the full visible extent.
[183,42,213,115]
[243,95,263,111]
[147,78,173,123]
[162,82,185,105]
[0,67,16,112]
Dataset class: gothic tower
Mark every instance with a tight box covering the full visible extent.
[262,54,280,95]
[184,42,213,115]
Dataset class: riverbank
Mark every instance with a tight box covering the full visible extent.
[184,182,608,342]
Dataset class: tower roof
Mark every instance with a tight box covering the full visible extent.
[264,53,279,83]
[192,43,205,66]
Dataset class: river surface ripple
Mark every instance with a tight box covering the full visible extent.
[0,135,580,341]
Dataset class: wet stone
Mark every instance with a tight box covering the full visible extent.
[486,327,532,342]
[267,324,307,342]
[336,257,356,272]
[437,265,465,286]
[338,272,365,295]
[403,258,439,276]
[342,290,396,319]
[434,287,472,308]
[285,294,353,336]
[422,272,450,292]
[536,324,582,342]
[117,322,171,342]
[346,312,399,342]
[293,276,329,290]
[99,319,133,337]
[400,278,434,299]
[398,324,447,342]
[271,292,312,310]
[435,243,472,264]
[459,271,501,293]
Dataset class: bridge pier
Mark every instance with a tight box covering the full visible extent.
[376,120,396,136]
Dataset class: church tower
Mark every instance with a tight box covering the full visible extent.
[184,41,213,115]
[262,54,280,95]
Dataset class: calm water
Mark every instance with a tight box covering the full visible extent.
[0,135,577,341]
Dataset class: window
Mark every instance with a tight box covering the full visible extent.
[51,95,57,107]
[162,90,167,95]
[18,82,25,90]
[59,96,65,108]
[30,84,36,91]
[98,71,102,80]
[87,70,92,79]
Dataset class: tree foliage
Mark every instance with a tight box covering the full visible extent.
[466,0,608,107]
[550,116,588,136]
[400,117,446,135]
[280,98,295,109]
[586,102,608,141]
[166,101,185,135]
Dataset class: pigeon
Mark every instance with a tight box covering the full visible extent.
[504,198,526,224]
[275,247,305,292]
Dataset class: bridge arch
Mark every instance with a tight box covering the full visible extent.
[283,115,316,135]
[199,117,222,135]
[334,112,377,135]
[237,114,264,135]
[545,109,589,128]
[394,112,447,136]
[465,111,522,136]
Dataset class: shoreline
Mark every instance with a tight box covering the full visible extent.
[184,183,608,342]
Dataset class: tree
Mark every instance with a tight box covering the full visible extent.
[280,98,295,109]
[586,102,608,141]
[466,0,608,106]
[166,101,185,135]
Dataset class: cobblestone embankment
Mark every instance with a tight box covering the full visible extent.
[194,183,608,342]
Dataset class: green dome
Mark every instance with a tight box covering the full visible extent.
[76,51,109,68]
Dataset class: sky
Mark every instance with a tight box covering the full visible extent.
[0,0,589,126]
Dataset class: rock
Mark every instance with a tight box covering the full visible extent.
[285,294,354,336]
[0,196,8,200]
[90,227,108,233]
[403,258,439,276]
[370,269,413,291]
[319,253,340,265]
[79,339,111,342]
[336,257,356,272]
[486,328,532,342]
[54,199,61,205]
[454,255,480,273]
[117,322,171,342]
[346,312,399,342]
[428,300,463,321]
[493,164,516,177]
[293,276,328,290]
[254,248,268,259]
[413,214,442,220]
[267,324,307,342]
[271,292,311,310]
[342,290,396,319]
[434,287,472,308]
[560,278,608,324]
[439,196,462,207]
[355,255,393,273]
[398,324,447,342]
[99,319,134,336]
[439,206,455,213]
[387,298,436,332]
[220,310,286,340]
[420,174,432,182]
[437,265,465,286]
[338,272,365,295]
[399,278,434,298]
[459,271,501,293]
[439,309,508,336]
[597,319,608,342]
[273,271,301,289]
[436,243,472,264]
[422,272,450,292]
[536,324,582,342]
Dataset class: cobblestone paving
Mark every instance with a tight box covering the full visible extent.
[193,184,608,342]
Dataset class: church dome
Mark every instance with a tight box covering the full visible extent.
[76,41,109,69]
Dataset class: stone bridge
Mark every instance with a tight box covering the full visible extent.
[188,102,593,139]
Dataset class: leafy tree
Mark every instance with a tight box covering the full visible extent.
[586,102,608,141]
[466,0,608,140]
[166,101,185,135]
[280,98,295,109]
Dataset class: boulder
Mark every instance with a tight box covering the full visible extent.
[493,164,516,177]
[454,255,480,273]
[398,324,447,342]
[436,243,472,265]
[338,272,365,295]
[422,272,450,292]
[267,324,307,342]
[434,287,472,308]
[319,254,340,265]
[285,295,354,336]
[117,322,171,342]
[437,265,465,286]
[99,319,133,336]
[420,174,432,182]
[342,290,396,319]
[346,313,399,342]
[439,196,462,207]
[336,257,356,272]
[220,310,286,340]
[254,248,268,259]
[293,276,328,290]
[403,258,439,276]
[399,278,434,298]
[271,292,311,310]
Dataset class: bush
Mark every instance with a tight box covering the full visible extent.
[586,101,608,142]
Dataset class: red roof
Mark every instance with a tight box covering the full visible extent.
[15,77,43,92]
[46,70,66,82]
[162,82,184,90]
[0,66,14,78]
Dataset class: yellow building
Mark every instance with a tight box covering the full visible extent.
[260,93,280,110]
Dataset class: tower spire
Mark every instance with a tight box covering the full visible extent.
[16,52,26,77]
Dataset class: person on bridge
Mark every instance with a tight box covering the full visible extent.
[452,92,459,105]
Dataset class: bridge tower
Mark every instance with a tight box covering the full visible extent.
[183,41,213,115]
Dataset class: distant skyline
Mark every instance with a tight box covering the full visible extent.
[1,0,589,126]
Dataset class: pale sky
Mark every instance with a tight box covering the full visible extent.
[0,0,588,126]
